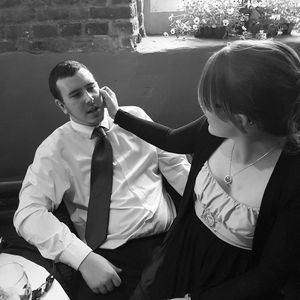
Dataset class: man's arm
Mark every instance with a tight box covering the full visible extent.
[13,144,121,294]
[126,106,191,196]
[13,144,92,270]
[157,149,190,197]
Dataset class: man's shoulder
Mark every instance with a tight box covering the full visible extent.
[38,122,72,151]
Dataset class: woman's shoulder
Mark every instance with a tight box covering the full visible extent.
[282,150,300,171]
[275,151,300,198]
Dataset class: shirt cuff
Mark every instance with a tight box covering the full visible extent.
[58,233,92,270]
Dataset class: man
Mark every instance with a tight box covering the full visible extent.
[14,60,190,299]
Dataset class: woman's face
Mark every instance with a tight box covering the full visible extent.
[204,109,238,138]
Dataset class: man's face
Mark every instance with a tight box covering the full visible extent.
[55,68,104,126]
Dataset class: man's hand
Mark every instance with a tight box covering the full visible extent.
[78,252,122,294]
[100,86,119,119]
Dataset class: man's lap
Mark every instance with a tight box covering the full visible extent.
[76,233,166,300]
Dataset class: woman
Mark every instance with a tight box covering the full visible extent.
[101,40,300,300]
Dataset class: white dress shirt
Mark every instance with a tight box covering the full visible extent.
[14,106,190,270]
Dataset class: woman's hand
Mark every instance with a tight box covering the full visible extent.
[100,86,119,119]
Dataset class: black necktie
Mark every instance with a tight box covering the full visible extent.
[85,127,113,250]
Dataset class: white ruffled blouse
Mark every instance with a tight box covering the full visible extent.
[194,161,260,250]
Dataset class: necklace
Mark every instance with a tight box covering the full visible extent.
[224,143,276,185]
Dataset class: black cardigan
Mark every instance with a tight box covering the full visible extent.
[115,109,300,300]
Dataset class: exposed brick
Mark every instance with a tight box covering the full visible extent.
[136,32,142,43]
[69,7,89,19]
[133,17,139,31]
[36,8,70,21]
[17,38,74,53]
[0,40,17,52]
[138,12,144,26]
[121,36,136,48]
[136,0,143,13]
[0,0,22,8]
[112,20,135,35]
[59,23,82,37]
[70,7,90,20]
[85,22,108,35]
[132,2,137,17]
[112,0,134,4]
[51,0,80,5]
[81,0,107,5]
[72,38,94,52]
[92,35,118,52]
[0,26,4,38]
[90,6,134,19]
[36,7,89,21]
[139,26,146,37]
[6,25,18,39]
[25,0,52,6]
[0,8,35,23]
[23,40,50,52]
[0,0,141,53]
[33,24,58,38]
[39,38,73,52]
[6,25,31,39]
[72,37,106,52]
[14,38,29,51]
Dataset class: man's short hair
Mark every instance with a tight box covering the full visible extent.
[48,60,88,102]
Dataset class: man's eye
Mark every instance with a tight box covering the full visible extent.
[72,91,83,98]
[87,85,96,92]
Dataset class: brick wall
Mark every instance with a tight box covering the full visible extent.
[0,0,145,53]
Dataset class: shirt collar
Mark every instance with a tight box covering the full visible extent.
[70,110,110,139]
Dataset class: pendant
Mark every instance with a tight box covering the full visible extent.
[224,175,233,185]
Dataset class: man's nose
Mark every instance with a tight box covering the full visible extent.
[84,90,94,104]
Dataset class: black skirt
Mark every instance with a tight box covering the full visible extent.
[130,207,252,300]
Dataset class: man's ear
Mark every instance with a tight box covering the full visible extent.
[55,99,68,115]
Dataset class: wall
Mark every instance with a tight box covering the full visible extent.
[150,0,182,12]
[144,0,183,35]
[0,0,299,181]
[0,46,207,180]
[1,37,299,181]
[0,0,144,52]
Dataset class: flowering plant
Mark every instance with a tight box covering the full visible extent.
[246,0,300,34]
[167,0,300,39]
[168,0,248,38]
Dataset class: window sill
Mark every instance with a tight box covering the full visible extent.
[136,33,300,54]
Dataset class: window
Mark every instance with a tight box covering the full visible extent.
[145,0,183,35]
[150,0,182,13]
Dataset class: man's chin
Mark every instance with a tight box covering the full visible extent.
[88,112,104,126]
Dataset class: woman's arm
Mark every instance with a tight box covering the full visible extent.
[101,86,208,154]
[115,109,207,154]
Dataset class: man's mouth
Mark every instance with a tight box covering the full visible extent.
[87,106,99,113]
